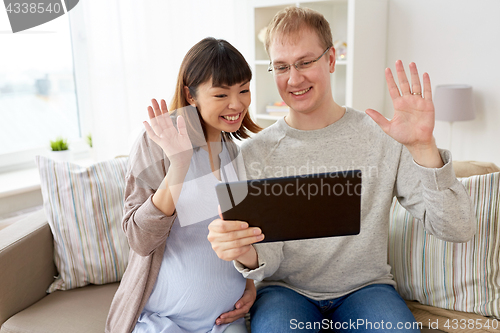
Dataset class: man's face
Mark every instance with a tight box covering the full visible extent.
[269,29,335,116]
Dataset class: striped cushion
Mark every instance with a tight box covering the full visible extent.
[388,172,500,319]
[36,156,129,292]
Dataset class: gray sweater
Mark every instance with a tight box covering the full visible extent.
[235,107,475,301]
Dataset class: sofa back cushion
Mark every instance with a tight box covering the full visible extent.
[36,156,129,292]
[389,172,500,319]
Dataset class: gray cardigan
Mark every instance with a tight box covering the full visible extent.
[105,125,244,333]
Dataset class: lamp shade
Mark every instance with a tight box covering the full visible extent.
[434,85,475,122]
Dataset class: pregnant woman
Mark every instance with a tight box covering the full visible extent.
[106,37,261,333]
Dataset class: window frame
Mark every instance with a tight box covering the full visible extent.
[0,8,90,174]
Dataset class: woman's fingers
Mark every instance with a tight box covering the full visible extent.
[151,99,162,117]
[148,98,175,132]
[160,99,169,114]
[217,302,249,323]
[176,115,188,136]
[216,306,246,324]
[143,121,159,143]
[147,106,161,133]
[147,105,155,119]
[155,99,171,129]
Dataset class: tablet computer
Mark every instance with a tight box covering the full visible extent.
[215,170,362,243]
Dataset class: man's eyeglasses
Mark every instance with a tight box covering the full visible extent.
[267,47,331,76]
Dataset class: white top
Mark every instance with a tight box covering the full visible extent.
[133,143,246,333]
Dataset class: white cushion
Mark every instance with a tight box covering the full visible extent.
[389,172,500,319]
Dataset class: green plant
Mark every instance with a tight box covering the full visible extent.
[86,133,93,148]
[50,137,69,151]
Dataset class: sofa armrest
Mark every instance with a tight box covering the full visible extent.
[0,209,57,326]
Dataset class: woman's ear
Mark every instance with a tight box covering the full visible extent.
[184,86,196,106]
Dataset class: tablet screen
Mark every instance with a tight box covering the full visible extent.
[215,170,361,242]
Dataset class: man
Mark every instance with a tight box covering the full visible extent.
[208,6,475,332]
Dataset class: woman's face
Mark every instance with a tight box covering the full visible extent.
[189,79,251,142]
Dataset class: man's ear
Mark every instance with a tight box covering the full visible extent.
[329,47,336,73]
[184,86,196,106]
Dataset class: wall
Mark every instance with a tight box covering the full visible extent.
[65,0,500,165]
[384,0,500,165]
[70,0,251,161]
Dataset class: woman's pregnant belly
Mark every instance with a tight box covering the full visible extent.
[143,219,246,332]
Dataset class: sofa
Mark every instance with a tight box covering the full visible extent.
[0,209,119,333]
[0,159,499,333]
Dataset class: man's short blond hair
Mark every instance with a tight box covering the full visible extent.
[265,6,333,57]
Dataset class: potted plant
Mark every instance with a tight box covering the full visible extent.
[49,136,71,161]
[85,133,97,160]
[86,133,92,148]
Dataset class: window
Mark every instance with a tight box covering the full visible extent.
[0,14,80,169]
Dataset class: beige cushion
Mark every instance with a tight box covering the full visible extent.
[0,283,119,333]
[453,160,500,178]
[407,301,498,333]
[36,156,130,292]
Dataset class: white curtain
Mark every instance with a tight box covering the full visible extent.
[69,0,250,161]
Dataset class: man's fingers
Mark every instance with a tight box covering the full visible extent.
[409,62,422,95]
[365,109,390,135]
[395,60,411,95]
[209,227,261,242]
[385,68,401,100]
[423,72,432,101]
[208,219,264,261]
[209,219,249,233]
[215,244,257,262]
[209,231,264,252]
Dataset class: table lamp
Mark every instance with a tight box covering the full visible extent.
[434,84,475,152]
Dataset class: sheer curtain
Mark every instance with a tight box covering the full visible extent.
[69,0,249,161]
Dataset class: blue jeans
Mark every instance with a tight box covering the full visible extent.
[250,284,421,333]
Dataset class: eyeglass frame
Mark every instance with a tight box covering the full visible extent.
[267,46,332,75]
